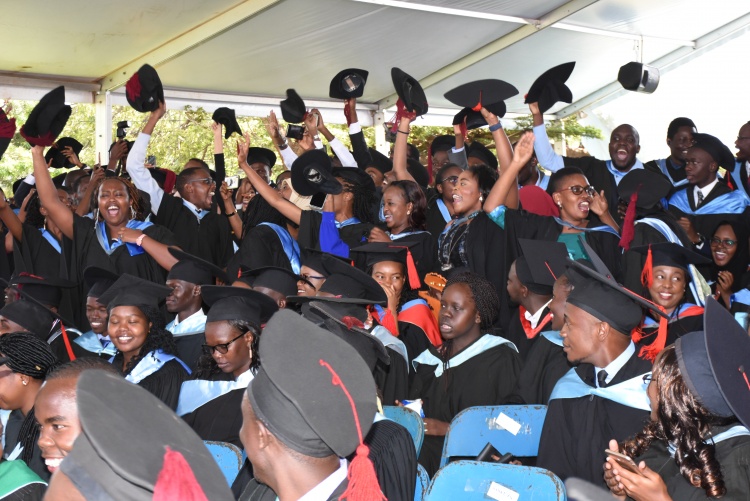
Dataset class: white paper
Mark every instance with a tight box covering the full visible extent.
[486,481,519,501]
[494,412,522,435]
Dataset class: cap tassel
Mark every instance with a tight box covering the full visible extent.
[389,99,416,133]
[126,73,142,102]
[458,120,467,141]
[344,101,353,126]
[618,189,639,251]
[318,360,385,501]
[637,311,668,362]
[471,91,483,112]
[405,249,421,290]
[153,447,209,501]
[60,323,76,362]
[640,245,653,289]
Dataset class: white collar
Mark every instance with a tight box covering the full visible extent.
[170,308,205,327]
[595,342,635,386]
[696,178,719,201]
[523,298,553,329]
[298,458,348,501]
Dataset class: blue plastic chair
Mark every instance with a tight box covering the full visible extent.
[425,461,565,500]
[204,440,243,486]
[382,405,425,456]
[415,463,430,501]
[439,405,547,468]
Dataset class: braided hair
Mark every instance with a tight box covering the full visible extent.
[24,191,45,229]
[339,177,378,224]
[108,304,177,375]
[193,320,260,380]
[240,194,292,240]
[0,332,59,465]
[94,176,147,221]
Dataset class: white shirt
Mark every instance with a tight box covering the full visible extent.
[523,299,553,329]
[594,342,636,387]
[298,458,348,501]
[166,309,207,337]
[694,178,719,206]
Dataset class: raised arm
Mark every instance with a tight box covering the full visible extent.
[0,194,23,242]
[126,101,166,213]
[447,123,468,169]
[219,181,243,239]
[76,168,105,216]
[484,131,535,213]
[238,133,302,225]
[314,108,357,168]
[392,116,417,184]
[529,102,564,173]
[265,110,297,170]
[118,227,179,272]
[31,145,74,239]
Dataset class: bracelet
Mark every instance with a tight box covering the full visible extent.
[398,130,409,135]
[135,234,146,247]
[489,122,503,132]
[226,211,238,218]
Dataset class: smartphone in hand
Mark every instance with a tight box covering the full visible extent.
[605,449,645,476]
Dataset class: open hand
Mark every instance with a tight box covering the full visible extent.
[589,189,609,217]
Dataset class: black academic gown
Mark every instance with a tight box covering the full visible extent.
[238,477,347,501]
[516,333,571,406]
[374,347,409,405]
[536,352,651,487]
[226,224,295,279]
[389,231,437,284]
[409,337,522,477]
[398,322,432,366]
[173,333,205,373]
[644,158,688,188]
[668,183,750,241]
[505,305,553,361]
[636,308,704,353]
[637,426,750,500]
[298,210,373,254]
[425,198,451,241]
[181,373,245,448]
[3,410,48,482]
[114,356,189,411]
[153,195,233,268]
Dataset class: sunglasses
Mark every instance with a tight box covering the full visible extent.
[710,238,737,247]
[560,185,596,197]
[202,332,244,355]
[440,176,459,185]
[188,178,215,186]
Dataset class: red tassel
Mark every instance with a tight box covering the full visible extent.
[471,91,483,112]
[389,99,416,133]
[618,189,639,250]
[19,126,55,147]
[344,101,353,126]
[637,312,668,362]
[153,447,209,501]
[60,324,76,362]
[640,245,653,289]
[458,121,467,141]
[126,72,142,102]
[341,316,365,330]
[405,249,421,290]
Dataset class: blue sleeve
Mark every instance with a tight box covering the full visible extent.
[533,124,565,173]
[487,205,507,229]
[319,212,350,258]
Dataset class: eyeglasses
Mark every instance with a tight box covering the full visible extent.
[188,178,215,186]
[560,185,596,197]
[642,374,653,384]
[300,273,325,282]
[710,237,737,247]
[202,332,244,355]
[440,176,459,185]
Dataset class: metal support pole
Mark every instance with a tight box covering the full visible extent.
[94,91,112,165]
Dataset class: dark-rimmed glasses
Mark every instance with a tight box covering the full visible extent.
[642,374,653,384]
[202,332,244,355]
[560,185,596,197]
[440,176,459,186]
[710,238,737,247]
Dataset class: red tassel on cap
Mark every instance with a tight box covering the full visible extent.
[125,73,142,102]
[471,91,483,112]
[153,447,209,501]
[618,189,639,251]
[389,99,416,134]
[19,126,55,147]
[60,323,76,362]
[318,360,385,501]
[636,311,668,362]
[458,121,467,141]
[640,244,653,289]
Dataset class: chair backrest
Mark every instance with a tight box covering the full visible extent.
[439,405,547,468]
[425,461,565,501]
[382,406,425,456]
[204,440,244,486]
[415,463,430,501]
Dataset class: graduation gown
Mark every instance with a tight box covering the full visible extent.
[3,410,48,482]
[180,372,246,448]
[173,333,205,373]
[536,352,651,486]
[425,197,451,242]
[516,331,571,406]
[638,426,750,500]
[668,183,750,241]
[226,223,297,279]
[389,230,437,283]
[635,304,704,352]
[114,355,189,411]
[409,335,522,476]
[239,479,347,501]
[374,347,410,405]
[298,210,373,254]
[153,194,233,268]
[505,305,554,361]
[644,158,688,188]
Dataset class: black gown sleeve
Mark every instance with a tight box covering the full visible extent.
[138,359,190,411]
[375,349,409,405]
[350,131,372,170]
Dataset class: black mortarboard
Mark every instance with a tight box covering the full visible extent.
[0,108,16,161]
[211,107,243,139]
[631,242,710,272]
[291,149,342,196]
[445,79,518,111]
[44,137,83,169]
[246,147,277,168]
[0,300,57,341]
[690,133,735,170]
[406,158,430,188]
[19,86,71,147]
[430,135,454,154]
[247,310,377,458]
[453,101,508,130]
[60,370,234,500]
[98,274,171,309]
[367,147,393,174]
[11,273,75,308]
[289,254,387,305]
[525,62,576,114]
[280,89,306,123]
[566,259,667,334]
[167,248,228,285]
[391,68,428,116]
[302,300,390,371]
[618,169,672,210]
[466,141,498,170]
[332,166,376,192]
[202,285,278,325]
[300,248,349,276]
[350,241,422,289]
[83,266,119,299]
[329,68,369,99]
[239,266,299,298]
[125,64,164,113]
[516,239,568,294]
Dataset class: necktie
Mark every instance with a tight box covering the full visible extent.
[597,369,609,388]
[697,190,704,208]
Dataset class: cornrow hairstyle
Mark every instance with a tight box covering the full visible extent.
[385,180,427,230]
[107,304,177,375]
[465,164,499,201]
[193,319,260,380]
[546,166,586,196]
[24,191,45,229]
[175,166,211,195]
[620,346,734,498]
[47,357,121,381]
[0,332,59,465]
[444,271,500,332]
[94,176,146,220]
[240,194,291,240]
[339,176,378,224]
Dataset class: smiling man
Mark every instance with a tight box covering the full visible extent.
[643,117,697,188]
[730,120,750,197]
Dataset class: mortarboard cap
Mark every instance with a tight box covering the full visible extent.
[690,133,736,171]
[516,239,568,294]
[367,147,393,174]
[453,101,508,130]
[525,62,576,114]
[291,149,342,196]
[125,64,164,113]
[202,285,278,326]
[332,166,376,192]
[445,79,518,111]
[60,370,233,500]
[167,248,228,285]
[288,254,387,305]
[391,68,428,116]
[300,248,349,276]
[98,274,171,310]
[329,68,369,99]
[239,266,299,298]
[466,141,498,170]
[44,137,83,169]
[280,89,306,123]
[350,241,422,290]
[211,107,242,139]
[246,147,276,168]
[19,86,71,147]
[0,300,57,341]
[631,242,710,273]
[83,266,119,299]
[618,169,672,210]
[247,310,377,458]
[0,108,16,161]
[11,273,75,308]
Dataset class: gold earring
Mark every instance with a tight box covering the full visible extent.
[22,379,27,386]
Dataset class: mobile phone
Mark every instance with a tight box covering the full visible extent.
[309,192,327,211]
[147,155,156,166]
[605,449,644,476]
[226,175,240,190]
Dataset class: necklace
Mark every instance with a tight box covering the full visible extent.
[439,211,481,271]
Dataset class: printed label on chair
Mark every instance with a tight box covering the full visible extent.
[493,412,521,435]
[486,481,519,501]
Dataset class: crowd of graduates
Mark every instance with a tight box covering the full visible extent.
[0,61,748,500]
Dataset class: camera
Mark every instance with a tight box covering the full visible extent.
[286,124,305,141]
[116,121,130,139]
[226,175,240,190]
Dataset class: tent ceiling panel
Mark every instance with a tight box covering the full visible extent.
[369,0,571,20]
